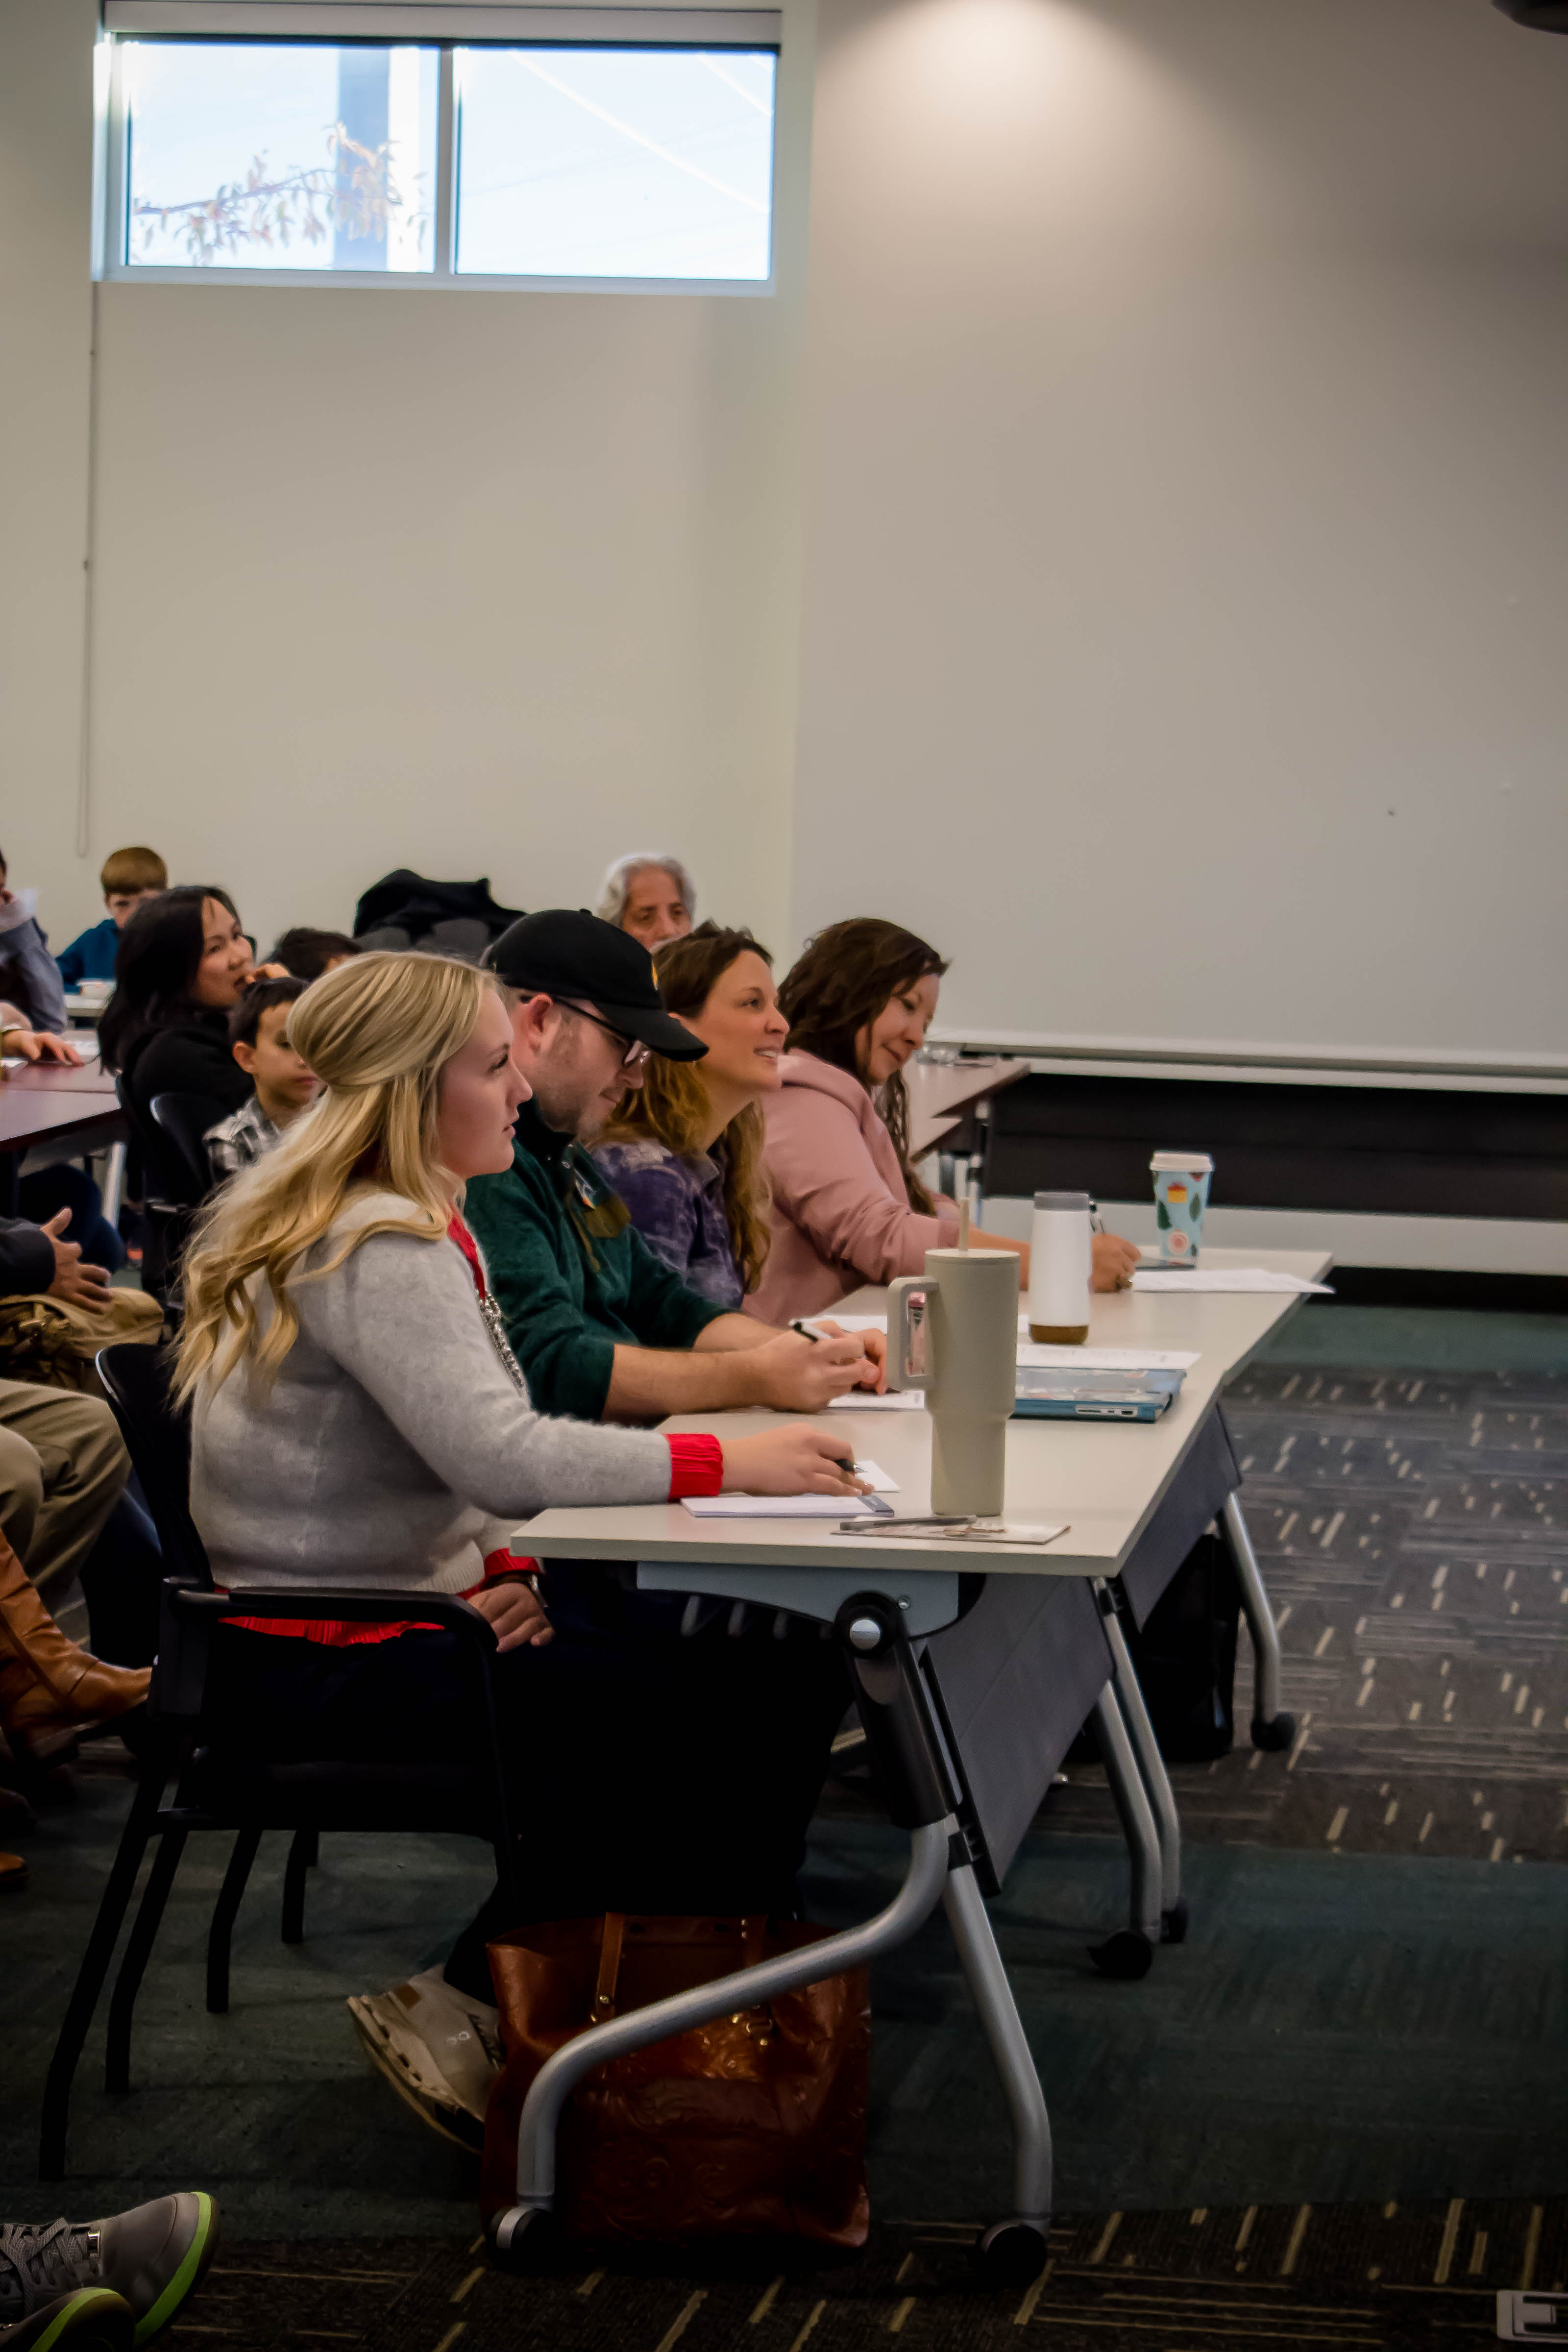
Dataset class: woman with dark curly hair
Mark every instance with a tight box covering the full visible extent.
[751,917,1138,1323]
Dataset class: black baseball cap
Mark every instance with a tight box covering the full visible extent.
[488,909,709,1060]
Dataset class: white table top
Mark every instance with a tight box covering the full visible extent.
[524,1248,1330,1581]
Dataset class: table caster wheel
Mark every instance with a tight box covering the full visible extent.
[489,2205,565,2275]
[1250,1711,1295,1753]
[972,2219,1050,2286]
[1161,1899,1189,1945]
[1088,1930,1154,1981]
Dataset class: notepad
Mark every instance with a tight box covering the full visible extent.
[684,1493,896,1520]
[684,1460,900,1518]
[826,1388,924,1410]
[1016,1344,1200,1372]
[1131,1268,1332,1295]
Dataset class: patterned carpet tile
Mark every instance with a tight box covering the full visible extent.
[1048,1361,1568,1865]
[162,2200,1568,2350]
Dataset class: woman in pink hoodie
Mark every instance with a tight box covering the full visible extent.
[749,919,1139,1323]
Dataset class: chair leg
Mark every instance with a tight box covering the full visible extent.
[207,1826,262,2014]
[281,1826,316,1946]
[104,1827,188,2095]
[40,1770,163,2179]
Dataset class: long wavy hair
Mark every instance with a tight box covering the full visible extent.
[600,923,774,1292]
[175,953,492,1402]
[777,918,949,1215]
[99,885,239,1075]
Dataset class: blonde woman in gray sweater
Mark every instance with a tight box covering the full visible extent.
[178,952,864,2147]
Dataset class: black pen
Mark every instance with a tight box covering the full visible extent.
[790,1319,821,1343]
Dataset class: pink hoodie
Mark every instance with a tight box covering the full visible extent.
[747,1051,960,1323]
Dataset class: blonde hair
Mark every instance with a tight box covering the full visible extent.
[100,845,167,894]
[599,924,773,1292]
[175,953,493,1403]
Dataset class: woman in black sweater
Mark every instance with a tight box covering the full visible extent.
[101,887,266,1158]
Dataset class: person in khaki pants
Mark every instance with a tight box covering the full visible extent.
[0,1209,130,1597]
[0,1380,128,1601]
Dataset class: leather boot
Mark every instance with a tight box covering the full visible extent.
[0,1536,150,1760]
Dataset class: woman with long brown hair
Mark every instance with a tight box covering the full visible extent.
[750,917,1138,1323]
[593,923,784,1308]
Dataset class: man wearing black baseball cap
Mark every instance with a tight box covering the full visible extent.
[453,913,877,2061]
[465,909,884,1425]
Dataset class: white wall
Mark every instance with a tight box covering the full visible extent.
[0,0,98,909]
[6,0,815,959]
[6,0,1568,1052]
[792,0,1568,1057]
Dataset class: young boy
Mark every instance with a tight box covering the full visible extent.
[55,847,168,986]
[204,976,318,1179]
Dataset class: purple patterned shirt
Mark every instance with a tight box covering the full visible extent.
[591,1138,744,1311]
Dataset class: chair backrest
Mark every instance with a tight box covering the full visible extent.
[149,1091,228,1205]
[96,1342,212,1589]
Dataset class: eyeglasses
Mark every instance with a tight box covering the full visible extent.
[560,1002,650,1072]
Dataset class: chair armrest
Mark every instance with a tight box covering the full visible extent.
[154,1582,502,1727]
[170,1585,499,1650]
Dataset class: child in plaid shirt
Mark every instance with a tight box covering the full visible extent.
[204,976,318,1180]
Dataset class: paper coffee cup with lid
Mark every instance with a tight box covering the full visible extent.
[1150,1151,1213,1265]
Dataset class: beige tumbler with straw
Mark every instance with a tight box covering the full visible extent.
[886,1244,1018,1515]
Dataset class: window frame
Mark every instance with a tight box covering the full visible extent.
[100,14,782,294]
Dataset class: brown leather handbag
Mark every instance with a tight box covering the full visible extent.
[481,1913,870,2250]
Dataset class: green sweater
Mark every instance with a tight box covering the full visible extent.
[464,1100,728,1421]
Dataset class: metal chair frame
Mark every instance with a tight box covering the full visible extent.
[40,1347,519,2179]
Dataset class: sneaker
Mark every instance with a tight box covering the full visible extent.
[0,2289,135,2350]
[0,2195,219,2348]
[346,1967,503,2151]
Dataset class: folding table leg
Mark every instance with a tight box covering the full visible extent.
[1097,1591,1184,1940]
[1219,1494,1295,1751]
[98,1142,126,1228]
[492,1588,1054,2289]
[1087,1689,1161,1979]
[492,1817,955,2268]
[942,1862,1052,2253]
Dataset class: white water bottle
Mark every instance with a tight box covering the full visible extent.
[1028,1190,1092,1344]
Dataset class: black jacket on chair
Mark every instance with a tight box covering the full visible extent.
[121,1017,251,1139]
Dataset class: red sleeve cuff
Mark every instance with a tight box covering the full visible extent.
[474,1548,541,1590]
[666,1432,724,1498]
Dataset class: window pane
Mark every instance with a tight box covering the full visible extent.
[454,47,775,281]
[123,41,439,271]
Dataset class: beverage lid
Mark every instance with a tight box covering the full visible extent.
[1150,1151,1213,1173]
[1033,1190,1091,1209]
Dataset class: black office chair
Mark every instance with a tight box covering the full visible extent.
[109,1084,219,1310]
[148,1091,228,1200]
[40,1343,520,2180]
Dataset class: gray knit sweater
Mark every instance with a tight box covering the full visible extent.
[191,1193,672,1596]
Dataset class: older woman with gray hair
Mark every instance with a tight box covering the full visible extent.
[596,851,695,952]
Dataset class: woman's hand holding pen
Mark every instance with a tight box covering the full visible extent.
[722,1427,871,1497]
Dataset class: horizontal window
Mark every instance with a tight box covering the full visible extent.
[107,26,778,286]
[454,46,775,280]
[122,41,440,270]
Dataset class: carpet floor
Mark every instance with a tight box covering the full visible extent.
[2,1304,1565,2348]
[155,2199,1568,2349]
